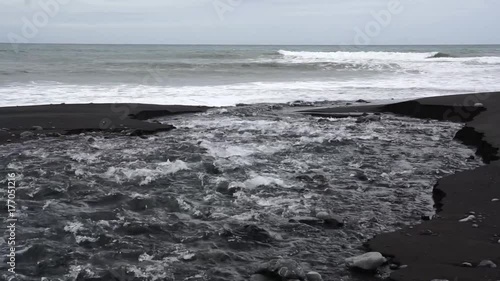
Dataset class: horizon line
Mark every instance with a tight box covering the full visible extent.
[1,42,500,47]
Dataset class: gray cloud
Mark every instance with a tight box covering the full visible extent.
[1,0,499,45]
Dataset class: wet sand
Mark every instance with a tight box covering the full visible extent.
[0,103,208,145]
[302,92,500,281]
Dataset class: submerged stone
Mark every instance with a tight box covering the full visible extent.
[256,258,306,280]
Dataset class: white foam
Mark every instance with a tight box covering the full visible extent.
[278,50,500,64]
[101,160,189,185]
[64,221,84,234]
[244,174,286,189]
[1,73,499,107]
[278,50,438,62]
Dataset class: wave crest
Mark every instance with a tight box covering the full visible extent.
[278,50,438,62]
[427,52,455,58]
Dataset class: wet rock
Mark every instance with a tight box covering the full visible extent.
[93,267,137,281]
[356,99,370,103]
[389,263,399,270]
[289,216,322,226]
[86,137,96,143]
[477,260,497,268]
[47,132,62,137]
[181,253,196,261]
[203,161,222,175]
[461,262,473,267]
[356,114,381,123]
[315,212,345,227]
[256,258,306,280]
[419,229,435,236]
[474,102,484,107]
[353,171,369,181]
[345,252,387,271]
[305,271,323,281]
[221,224,276,244]
[162,196,182,212]
[296,174,314,182]
[250,274,276,281]
[20,131,35,138]
[312,174,327,183]
[492,198,499,202]
[127,197,155,212]
[421,214,433,221]
[217,181,243,196]
[289,100,314,107]
[458,215,475,222]
[31,125,43,131]
[197,249,231,262]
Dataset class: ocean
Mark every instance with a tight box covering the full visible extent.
[1,44,500,106]
[0,44,494,280]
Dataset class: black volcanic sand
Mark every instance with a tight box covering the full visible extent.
[0,103,208,145]
[301,92,500,281]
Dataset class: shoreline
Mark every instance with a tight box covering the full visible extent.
[302,92,500,281]
[1,92,499,280]
[0,103,208,145]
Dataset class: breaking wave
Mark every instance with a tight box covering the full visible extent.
[278,50,439,62]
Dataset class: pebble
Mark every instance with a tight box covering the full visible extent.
[20,131,34,139]
[474,102,484,107]
[389,264,399,270]
[315,211,330,220]
[419,229,435,236]
[345,252,387,271]
[31,125,43,131]
[459,215,475,222]
[182,253,196,261]
[461,262,473,267]
[305,271,323,281]
[477,260,497,268]
[492,198,499,202]
[472,224,479,228]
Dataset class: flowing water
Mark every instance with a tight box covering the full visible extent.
[0,104,483,281]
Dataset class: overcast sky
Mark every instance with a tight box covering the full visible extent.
[1,0,499,45]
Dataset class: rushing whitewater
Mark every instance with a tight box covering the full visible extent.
[1,44,500,106]
[0,104,483,280]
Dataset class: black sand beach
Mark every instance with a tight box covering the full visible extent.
[0,103,208,145]
[1,92,499,281]
[302,92,500,281]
